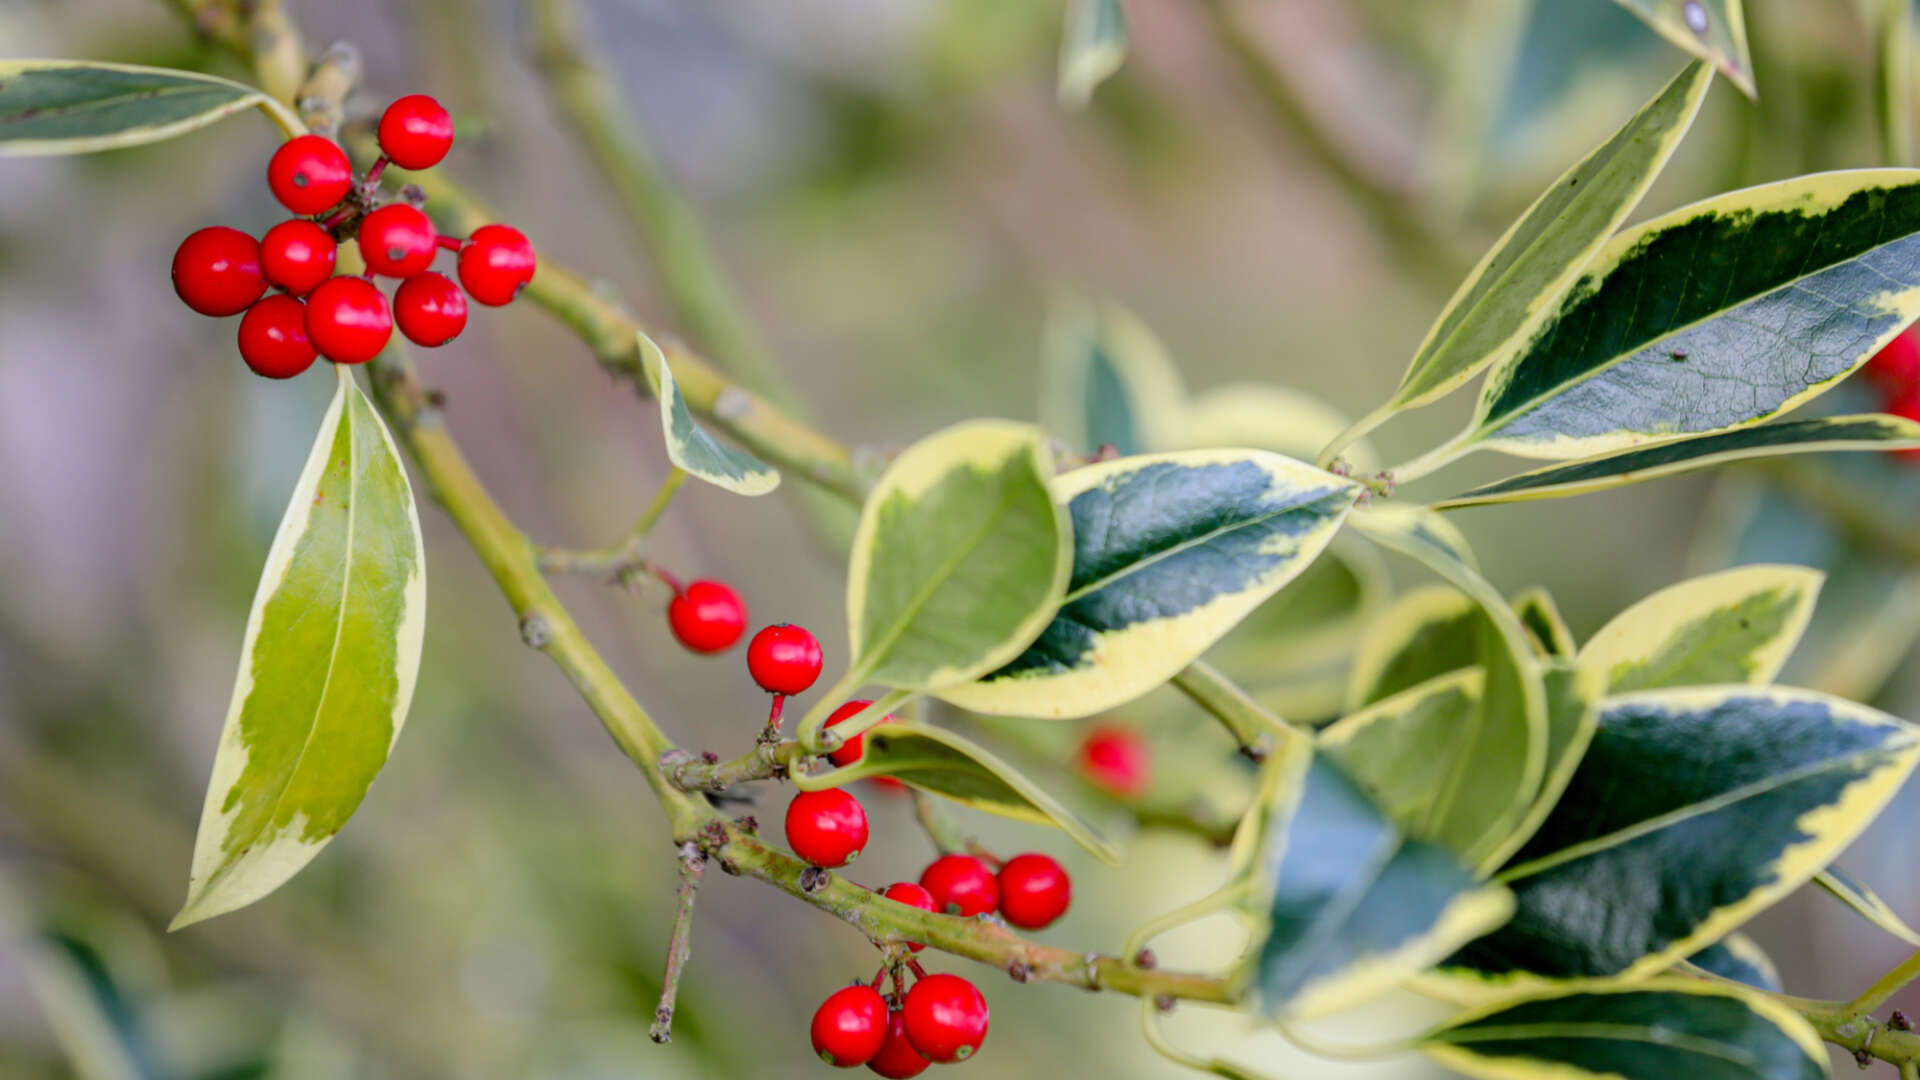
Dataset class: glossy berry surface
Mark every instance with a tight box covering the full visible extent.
[810,984,888,1068]
[996,853,1071,929]
[1079,724,1152,798]
[747,623,823,695]
[376,94,455,170]
[1867,325,1920,390]
[825,699,892,767]
[666,580,747,653]
[865,1009,929,1078]
[457,224,537,306]
[266,135,353,215]
[900,974,988,1063]
[304,277,393,364]
[393,271,468,347]
[357,204,439,278]
[172,226,265,316]
[880,882,935,952]
[917,854,998,918]
[237,295,317,379]
[259,219,337,297]
[785,788,868,868]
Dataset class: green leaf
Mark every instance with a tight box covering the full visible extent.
[1477,662,1604,872]
[0,59,271,156]
[1434,413,1920,509]
[1686,933,1782,992]
[1320,668,1487,828]
[1447,686,1920,987]
[842,420,1071,693]
[17,931,159,1080]
[1348,506,1549,872]
[1422,981,1826,1080]
[938,449,1360,719]
[1038,296,1184,456]
[1346,584,1480,709]
[635,331,779,495]
[1209,536,1390,679]
[1813,865,1920,946]
[1513,586,1576,658]
[1576,565,1823,693]
[1174,383,1381,473]
[1058,0,1128,107]
[1254,755,1514,1020]
[1612,0,1755,98]
[1390,61,1713,412]
[795,721,1120,863]
[175,369,427,929]
[1464,170,1920,460]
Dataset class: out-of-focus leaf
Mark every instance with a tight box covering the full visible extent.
[175,369,426,929]
[1813,866,1920,946]
[1058,0,1128,107]
[1611,0,1755,98]
[1512,586,1575,658]
[1347,585,1479,709]
[0,59,270,155]
[1686,933,1783,992]
[1576,565,1822,693]
[1038,296,1183,456]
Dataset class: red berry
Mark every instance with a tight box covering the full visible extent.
[900,974,988,1064]
[1867,325,1920,390]
[786,788,869,868]
[996,853,1071,929]
[457,224,537,306]
[1079,724,1152,798]
[917,855,998,918]
[810,984,888,1068]
[304,277,393,364]
[866,1009,930,1078]
[237,295,318,379]
[259,219,337,297]
[266,135,353,215]
[376,94,455,170]
[825,699,894,767]
[881,882,936,953]
[172,226,265,316]
[747,623,823,695]
[393,271,468,347]
[357,204,439,278]
[666,580,747,653]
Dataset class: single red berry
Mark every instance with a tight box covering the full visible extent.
[266,134,353,215]
[376,94,455,170]
[393,271,468,347]
[1885,389,1920,463]
[900,974,988,1064]
[172,226,265,316]
[917,855,998,918]
[825,699,894,767]
[1867,325,1920,390]
[259,219,337,297]
[237,295,318,379]
[747,624,823,695]
[304,277,393,364]
[786,788,869,868]
[866,1008,930,1079]
[457,224,537,306]
[996,853,1071,929]
[666,580,747,653]
[881,882,936,953]
[1079,724,1152,799]
[357,204,439,278]
[810,984,888,1068]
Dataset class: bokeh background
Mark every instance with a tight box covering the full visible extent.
[5,0,1920,1076]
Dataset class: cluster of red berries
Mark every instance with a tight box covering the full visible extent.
[1867,325,1920,462]
[169,94,537,379]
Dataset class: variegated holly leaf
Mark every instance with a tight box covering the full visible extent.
[1038,296,1184,456]
[635,331,779,495]
[939,449,1359,719]
[175,369,426,928]
[1513,586,1575,658]
[1058,0,1128,107]
[1577,565,1822,693]
[0,59,272,155]
[1813,865,1920,946]
[1422,981,1825,1080]
[1612,0,1755,97]
[1685,933,1782,992]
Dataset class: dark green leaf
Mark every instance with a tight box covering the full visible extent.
[1686,933,1782,992]
[0,60,269,155]
[1513,587,1576,658]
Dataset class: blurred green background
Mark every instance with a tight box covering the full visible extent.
[5,0,1920,1076]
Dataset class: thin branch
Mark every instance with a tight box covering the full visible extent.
[650,842,707,1043]
[538,467,687,578]
[664,740,807,792]
[910,789,976,857]
[1169,660,1291,761]
[524,0,788,403]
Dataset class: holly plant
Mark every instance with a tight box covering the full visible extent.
[18,1,1920,1078]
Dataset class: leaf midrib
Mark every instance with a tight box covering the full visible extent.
[0,78,244,129]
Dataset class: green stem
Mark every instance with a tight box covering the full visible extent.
[910,789,975,856]
[649,842,706,1043]
[1879,0,1916,168]
[1315,402,1395,471]
[537,467,687,577]
[665,740,808,792]
[1850,947,1920,1016]
[525,0,787,403]
[1170,660,1295,760]
[1140,999,1273,1080]
[1386,429,1476,486]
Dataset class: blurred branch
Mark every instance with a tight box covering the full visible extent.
[650,842,706,1043]
[524,0,789,405]
[1200,0,1467,288]
[536,467,686,579]
[1877,0,1916,167]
